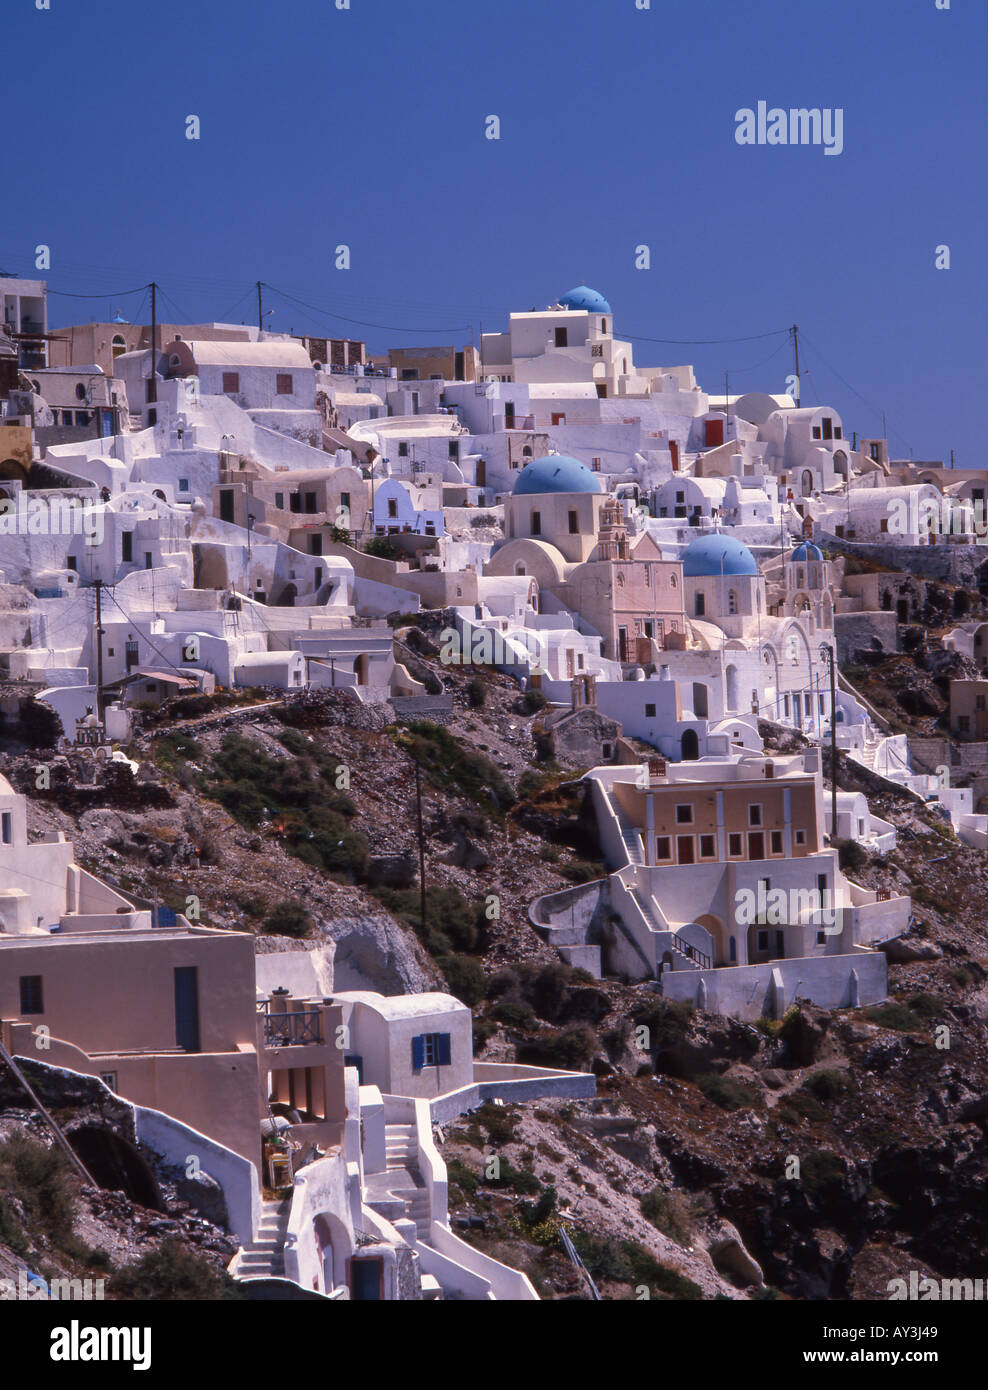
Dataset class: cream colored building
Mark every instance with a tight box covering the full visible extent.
[486,455,686,662]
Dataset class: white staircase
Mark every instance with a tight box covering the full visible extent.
[233,1198,291,1279]
[614,808,644,865]
[385,1122,417,1169]
[383,1121,432,1239]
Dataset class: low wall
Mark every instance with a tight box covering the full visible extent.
[429,1063,596,1126]
[425,1222,538,1300]
[659,950,887,1021]
[136,1106,260,1245]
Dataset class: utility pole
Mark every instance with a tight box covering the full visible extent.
[257,281,264,336]
[148,281,158,405]
[822,644,838,843]
[792,324,800,407]
[93,579,105,722]
[414,758,427,936]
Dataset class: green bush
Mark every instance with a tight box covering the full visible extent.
[571,1231,702,1298]
[397,724,515,812]
[0,1133,74,1244]
[203,733,369,879]
[836,838,868,873]
[373,884,483,958]
[696,1073,759,1112]
[863,1003,923,1032]
[364,536,402,561]
[518,1025,597,1071]
[440,954,486,1007]
[801,1149,845,1198]
[519,689,548,715]
[640,1187,693,1245]
[633,999,694,1055]
[110,1238,245,1300]
[801,1069,851,1102]
[261,900,313,938]
[557,858,606,884]
[906,992,943,1019]
[466,676,486,709]
[490,999,536,1029]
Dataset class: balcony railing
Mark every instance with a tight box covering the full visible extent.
[262,1008,323,1047]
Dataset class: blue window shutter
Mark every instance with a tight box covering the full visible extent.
[437,1033,452,1066]
[412,1035,425,1071]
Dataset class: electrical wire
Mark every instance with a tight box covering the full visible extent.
[624,327,791,346]
[262,282,471,335]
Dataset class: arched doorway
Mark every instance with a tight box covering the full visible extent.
[353,654,369,684]
[681,729,699,760]
[800,470,814,497]
[692,682,708,718]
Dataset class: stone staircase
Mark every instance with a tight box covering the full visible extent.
[384,1121,431,1239]
[614,807,644,865]
[233,1198,291,1279]
[631,890,709,970]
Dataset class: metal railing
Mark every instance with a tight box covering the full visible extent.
[261,1008,323,1047]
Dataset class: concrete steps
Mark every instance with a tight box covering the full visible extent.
[385,1122,417,1169]
[234,1198,291,1279]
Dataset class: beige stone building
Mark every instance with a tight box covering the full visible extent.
[486,455,686,662]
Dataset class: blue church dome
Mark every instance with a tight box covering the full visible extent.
[558,285,611,314]
[682,534,758,578]
[512,455,603,496]
[791,541,824,562]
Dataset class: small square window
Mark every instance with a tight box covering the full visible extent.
[816,931,826,946]
[699,834,716,859]
[645,703,656,718]
[795,829,806,845]
[179,479,190,492]
[748,804,762,826]
[655,836,671,860]
[222,372,240,394]
[728,832,743,856]
[276,373,292,395]
[398,442,409,457]
[675,804,693,825]
[99,1071,118,1092]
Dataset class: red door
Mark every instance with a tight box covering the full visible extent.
[705,418,724,447]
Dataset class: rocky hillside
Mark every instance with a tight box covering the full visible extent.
[3,629,988,1299]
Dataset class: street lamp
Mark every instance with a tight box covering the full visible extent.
[819,643,838,844]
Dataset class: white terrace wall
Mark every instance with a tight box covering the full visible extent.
[659,949,887,1021]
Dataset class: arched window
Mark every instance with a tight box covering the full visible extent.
[670,573,677,588]
[522,445,533,458]
[75,383,87,401]
[111,334,126,359]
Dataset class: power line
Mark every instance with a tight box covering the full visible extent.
[799,331,913,452]
[262,281,472,335]
[46,283,150,300]
[624,327,790,347]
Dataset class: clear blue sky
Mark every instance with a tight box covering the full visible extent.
[3,0,984,462]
